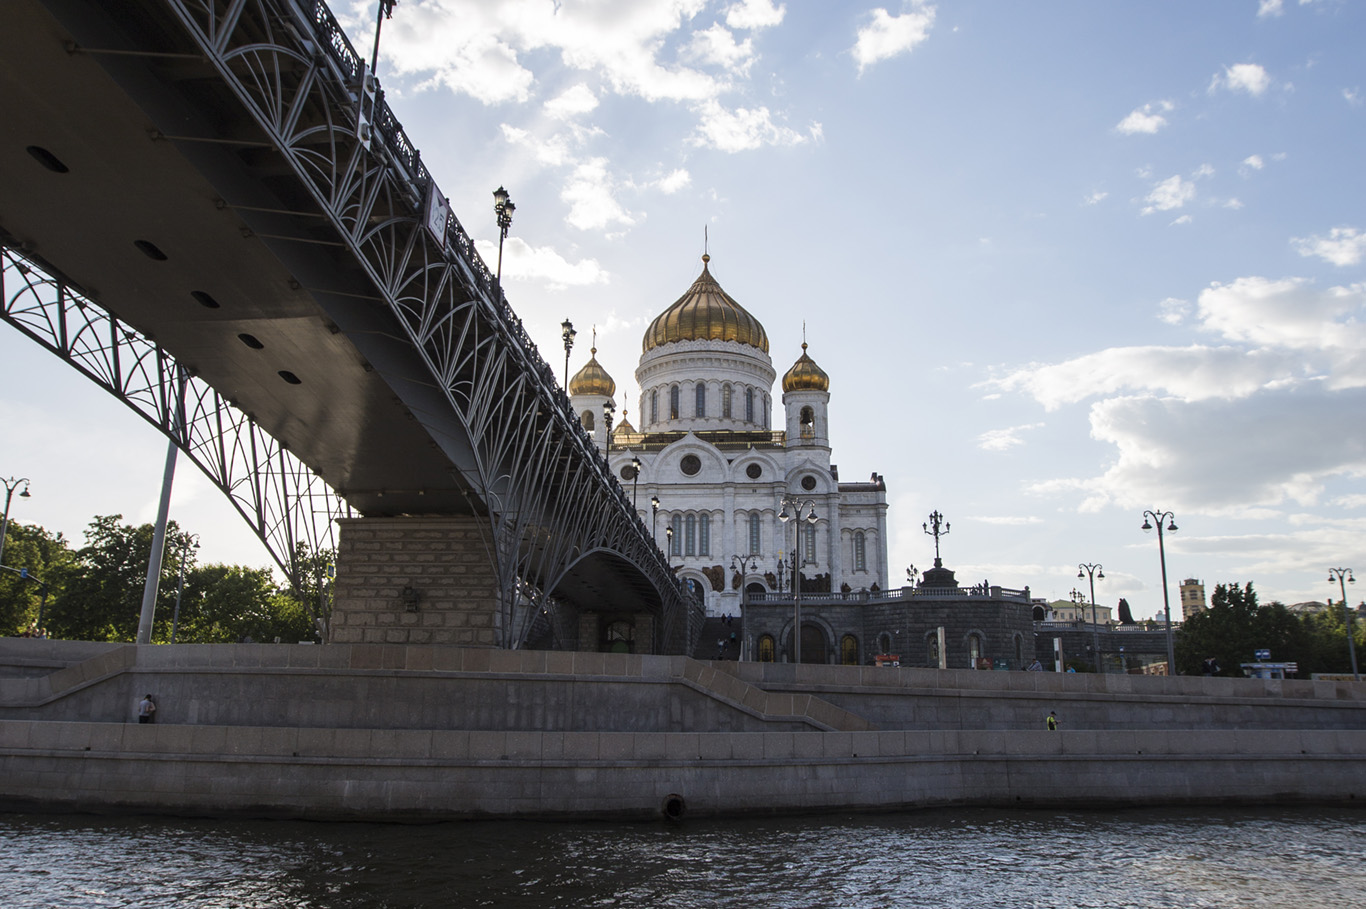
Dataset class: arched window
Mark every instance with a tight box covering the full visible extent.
[758,634,776,662]
[745,387,754,422]
[670,514,682,556]
[854,532,866,572]
[803,524,816,564]
[581,410,595,431]
[967,633,983,668]
[877,632,892,655]
[763,396,769,428]
[800,405,814,438]
[699,513,711,556]
[685,514,696,556]
[695,383,706,418]
[722,384,733,418]
[927,633,940,667]
[669,385,680,420]
[651,390,658,423]
[841,634,859,666]
[748,513,761,555]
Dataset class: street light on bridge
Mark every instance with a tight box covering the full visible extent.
[561,318,576,390]
[1328,568,1360,681]
[1142,509,1178,674]
[778,496,818,664]
[0,475,32,570]
[1078,562,1104,672]
[630,456,642,510]
[492,186,515,289]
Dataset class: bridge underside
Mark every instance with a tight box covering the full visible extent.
[0,0,692,638]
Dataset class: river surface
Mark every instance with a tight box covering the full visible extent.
[0,806,1362,908]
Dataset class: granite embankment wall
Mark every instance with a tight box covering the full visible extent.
[0,640,1363,821]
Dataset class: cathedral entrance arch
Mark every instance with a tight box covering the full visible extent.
[800,623,827,664]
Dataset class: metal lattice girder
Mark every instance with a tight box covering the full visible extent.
[153,0,701,649]
[0,243,350,587]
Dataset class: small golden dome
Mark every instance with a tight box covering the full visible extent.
[569,348,616,397]
[642,255,769,353]
[782,342,829,392]
[613,409,636,436]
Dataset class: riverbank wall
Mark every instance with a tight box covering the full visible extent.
[1,640,1363,820]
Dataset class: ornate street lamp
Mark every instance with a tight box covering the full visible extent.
[923,510,950,568]
[665,524,674,560]
[603,399,615,455]
[170,534,200,644]
[492,186,515,290]
[778,495,819,664]
[650,495,660,547]
[0,475,32,570]
[561,318,576,390]
[905,564,918,588]
[1078,562,1105,672]
[1142,509,1178,673]
[1328,568,1359,681]
[730,554,758,660]
[630,456,642,510]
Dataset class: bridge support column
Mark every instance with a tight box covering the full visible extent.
[331,517,499,646]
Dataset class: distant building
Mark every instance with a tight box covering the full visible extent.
[1180,578,1206,621]
[1046,600,1114,624]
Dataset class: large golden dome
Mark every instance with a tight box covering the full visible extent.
[642,255,769,353]
[782,342,829,392]
[569,348,616,397]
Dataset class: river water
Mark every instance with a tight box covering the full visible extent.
[0,806,1362,908]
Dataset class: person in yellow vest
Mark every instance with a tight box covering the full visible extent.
[1046,711,1058,731]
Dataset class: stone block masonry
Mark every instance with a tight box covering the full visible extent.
[331,517,500,647]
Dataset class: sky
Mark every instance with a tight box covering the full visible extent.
[3,0,1366,620]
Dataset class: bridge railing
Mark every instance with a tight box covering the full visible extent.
[748,585,1033,606]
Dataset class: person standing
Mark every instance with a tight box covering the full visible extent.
[1046,710,1058,731]
[138,694,157,724]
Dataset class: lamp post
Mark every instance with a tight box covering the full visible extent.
[1328,568,1359,681]
[630,456,642,510]
[1078,562,1105,673]
[561,318,576,390]
[0,476,32,570]
[778,495,818,664]
[730,554,758,660]
[492,186,515,290]
[776,554,786,593]
[170,534,200,644]
[603,399,614,455]
[665,524,674,562]
[1142,509,1178,674]
[905,564,918,588]
[651,495,660,546]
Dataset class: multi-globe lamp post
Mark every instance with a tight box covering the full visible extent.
[730,554,758,660]
[1327,567,1359,681]
[0,475,32,570]
[492,186,515,292]
[650,496,660,547]
[630,457,642,510]
[778,495,818,664]
[1078,562,1104,673]
[1142,509,1178,673]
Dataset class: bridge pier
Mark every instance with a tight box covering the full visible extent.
[331,517,500,647]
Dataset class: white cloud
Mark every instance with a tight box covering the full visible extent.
[561,158,637,231]
[1157,298,1189,325]
[684,23,756,76]
[1171,214,1193,225]
[1292,227,1366,266]
[543,84,599,119]
[1244,154,1265,170]
[1210,62,1272,96]
[725,0,785,30]
[852,4,937,74]
[655,168,692,194]
[978,423,1044,452]
[689,99,808,152]
[1224,198,1244,210]
[1192,163,1215,179]
[1141,175,1195,214]
[1084,191,1109,206]
[1345,87,1362,107]
[1257,0,1284,17]
[474,238,610,290]
[1116,100,1174,135]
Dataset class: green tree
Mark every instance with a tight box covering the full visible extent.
[172,563,312,643]
[0,522,74,635]
[46,515,193,642]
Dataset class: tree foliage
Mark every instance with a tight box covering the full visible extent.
[1176,581,1362,676]
[0,522,74,635]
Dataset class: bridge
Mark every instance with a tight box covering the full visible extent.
[0,0,701,652]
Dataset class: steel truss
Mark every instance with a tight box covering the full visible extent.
[156,0,700,651]
[0,243,349,591]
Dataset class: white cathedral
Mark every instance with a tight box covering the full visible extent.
[568,254,889,618]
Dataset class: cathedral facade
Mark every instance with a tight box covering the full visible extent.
[568,255,890,623]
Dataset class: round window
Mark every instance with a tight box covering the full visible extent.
[745,463,762,479]
[620,464,638,480]
[680,454,702,476]
[800,475,817,491]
